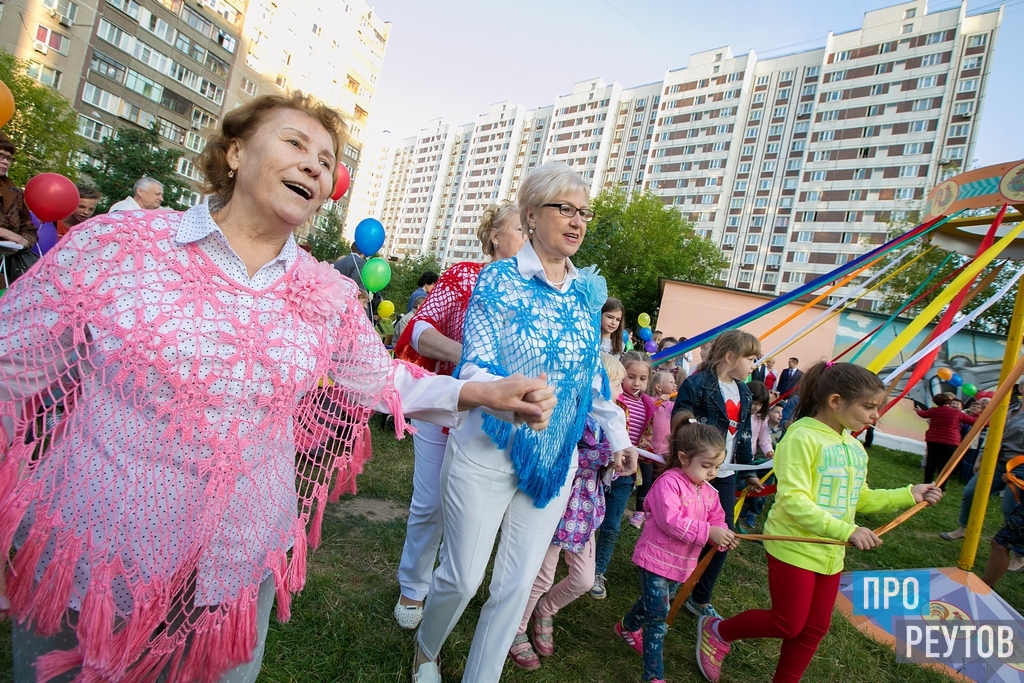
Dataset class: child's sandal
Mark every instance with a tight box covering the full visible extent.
[531,612,555,657]
[509,633,541,671]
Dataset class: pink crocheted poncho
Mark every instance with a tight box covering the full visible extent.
[0,208,418,682]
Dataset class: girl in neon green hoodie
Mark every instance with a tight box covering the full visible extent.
[695,362,944,683]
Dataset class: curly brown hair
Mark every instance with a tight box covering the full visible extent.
[196,91,347,204]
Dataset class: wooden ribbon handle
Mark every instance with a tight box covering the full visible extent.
[666,545,718,626]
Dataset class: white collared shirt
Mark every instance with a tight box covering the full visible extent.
[175,202,298,289]
[515,239,579,292]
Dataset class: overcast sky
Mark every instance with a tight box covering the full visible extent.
[365,0,1022,168]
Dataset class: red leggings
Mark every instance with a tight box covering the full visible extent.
[718,553,841,683]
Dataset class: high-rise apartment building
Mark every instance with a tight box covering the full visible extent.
[0,0,390,220]
[358,0,1000,308]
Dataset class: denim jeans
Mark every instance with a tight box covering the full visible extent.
[623,567,679,682]
[594,474,635,576]
[958,467,1015,527]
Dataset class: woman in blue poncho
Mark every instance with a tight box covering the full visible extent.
[412,163,639,683]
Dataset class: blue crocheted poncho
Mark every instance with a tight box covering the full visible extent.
[456,258,609,507]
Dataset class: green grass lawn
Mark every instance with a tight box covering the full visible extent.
[1,438,1021,682]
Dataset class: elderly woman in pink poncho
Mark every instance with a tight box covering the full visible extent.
[0,92,555,683]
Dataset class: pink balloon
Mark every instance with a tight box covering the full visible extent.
[331,163,351,201]
[24,173,79,222]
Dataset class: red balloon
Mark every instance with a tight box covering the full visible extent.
[331,163,350,201]
[24,173,79,222]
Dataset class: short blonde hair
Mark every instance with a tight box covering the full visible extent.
[517,162,589,234]
[602,352,625,384]
[197,91,347,204]
[476,203,520,258]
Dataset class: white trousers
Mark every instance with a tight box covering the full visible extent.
[417,437,576,683]
[397,420,449,602]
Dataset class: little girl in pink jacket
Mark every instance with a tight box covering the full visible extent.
[614,411,740,683]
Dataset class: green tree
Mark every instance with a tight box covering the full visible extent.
[307,209,347,262]
[877,209,1014,336]
[80,124,190,211]
[0,49,83,186]
[382,253,443,312]
[573,189,726,327]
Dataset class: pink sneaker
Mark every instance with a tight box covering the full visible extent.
[696,615,730,682]
[629,511,646,528]
[614,620,644,655]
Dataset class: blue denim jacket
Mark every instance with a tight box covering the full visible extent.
[672,369,753,466]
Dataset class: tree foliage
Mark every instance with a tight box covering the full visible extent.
[0,49,83,186]
[80,124,190,211]
[306,209,348,262]
[877,209,1015,336]
[381,253,443,312]
[573,189,726,327]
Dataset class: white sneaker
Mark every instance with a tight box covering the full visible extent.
[394,600,424,629]
[1009,552,1024,573]
[411,661,440,683]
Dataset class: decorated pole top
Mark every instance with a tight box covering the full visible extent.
[924,160,1024,258]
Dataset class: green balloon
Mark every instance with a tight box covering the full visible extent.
[361,257,392,293]
[962,383,978,397]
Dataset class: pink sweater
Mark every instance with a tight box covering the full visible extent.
[632,468,728,583]
[0,206,458,682]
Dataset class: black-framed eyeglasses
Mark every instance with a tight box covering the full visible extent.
[542,202,595,222]
[0,153,12,162]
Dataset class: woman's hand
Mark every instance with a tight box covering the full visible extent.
[848,527,883,550]
[613,447,638,476]
[0,227,29,247]
[708,526,739,550]
[745,474,764,493]
[458,373,557,429]
[912,483,943,506]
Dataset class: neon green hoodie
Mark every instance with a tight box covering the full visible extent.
[763,416,916,575]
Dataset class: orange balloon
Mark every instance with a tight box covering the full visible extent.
[936,367,953,381]
[0,80,13,129]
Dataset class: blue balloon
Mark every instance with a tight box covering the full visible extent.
[638,327,653,342]
[622,329,630,341]
[354,217,386,256]
[948,373,964,388]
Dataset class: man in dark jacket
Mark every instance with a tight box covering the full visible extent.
[776,357,803,397]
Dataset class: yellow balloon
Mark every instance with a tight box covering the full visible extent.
[638,312,651,328]
[0,80,14,129]
[377,299,395,318]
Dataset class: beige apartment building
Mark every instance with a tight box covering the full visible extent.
[357,0,1000,308]
[0,0,389,222]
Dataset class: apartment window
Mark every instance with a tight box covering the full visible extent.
[780,70,794,82]
[958,79,978,93]
[764,143,779,154]
[241,77,257,97]
[835,51,851,62]
[156,117,186,144]
[756,75,770,86]
[812,151,830,162]
[793,251,809,263]
[737,271,754,284]
[904,8,916,18]
[824,91,841,102]
[763,161,776,172]
[870,84,886,96]
[902,23,914,34]
[741,145,754,156]
[895,187,915,199]
[723,233,737,245]
[807,66,820,77]
[909,119,928,132]
[747,234,761,246]
[791,140,805,152]
[820,110,838,122]
[831,70,847,82]
[863,126,878,137]
[867,105,883,117]
[713,142,727,151]
[966,35,987,48]
[953,102,974,116]
[772,106,787,118]
[770,237,785,249]
[125,69,163,102]
[107,0,140,17]
[794,121,810,133]
[918,76,938,88]
[787,158,801,171]
[921,53,942,67]
[905,142,925,154]
[185,131,206,152]
[730,198,744,209]
[899,165,919,178]
[76,114,111,142]
[802,84,817,96]
[806,190,822,201]
[26,61,61,88]
[946,147,965,160]
[745,126,759,139]
[853,168,868,179]
[753,92,765,103]
[35,25,70,55]
[949,124,970,137]
[809,171,826,181]
[738,162,752,174]
[734,180,748,191]
[777,88,791,101]
[779,196,794,208]
[912,98,932,111]
[963,56,983,70]
[716,124,729,134]
[783,178,798,189]
[790,272,806,284]
[764,272,779,285]
[42,0,78,22]
[727,216,740,227]
[819,130,835,141]
[81,83,120,114]
[754,197,769,208]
